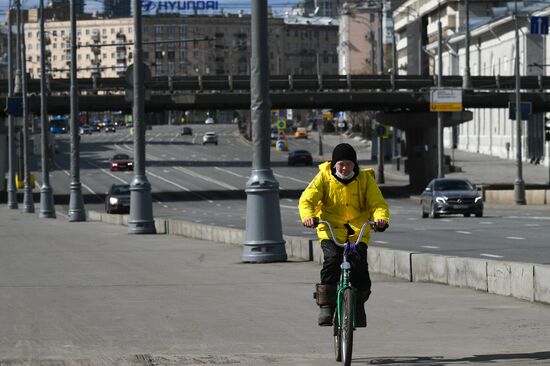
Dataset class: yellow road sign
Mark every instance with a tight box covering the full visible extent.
[430,103,463,112]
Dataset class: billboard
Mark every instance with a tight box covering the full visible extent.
[142,0,219,14]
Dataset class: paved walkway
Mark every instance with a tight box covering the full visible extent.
[1,208,550,365]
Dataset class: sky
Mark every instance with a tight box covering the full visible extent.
[0,0,301,20]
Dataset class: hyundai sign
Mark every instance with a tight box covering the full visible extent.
[142,1,219,14]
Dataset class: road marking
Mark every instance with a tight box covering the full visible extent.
[280,205,297,210]
[507,215,550,221]
[479,221,493,225]
[505,236,525,240]
[86,161,128,184]
[61,169,98,196]
[274,173,309,184]
[422,245,440,249]
[173,166,239,190]
[481,253,503,258]
[214,166,246,178]
[146,170,213,203]
[374,240,388,244]
[524,223,540,227]
[456,231,471,235]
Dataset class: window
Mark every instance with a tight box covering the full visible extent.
[155,51,163,59]
[61,30,65,36]
[28,32,32,38]
[111,28,115,34]
[143,51,149,60]
[86,29,90,35]
[156,63,162,74]
[167,51,175,60]
[112,52,115,59]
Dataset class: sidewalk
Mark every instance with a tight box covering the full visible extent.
[1,208,550,365]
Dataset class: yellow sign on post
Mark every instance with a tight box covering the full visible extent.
[430,88,463,112]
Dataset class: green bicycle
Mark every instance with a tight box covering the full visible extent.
[318,219,376,366]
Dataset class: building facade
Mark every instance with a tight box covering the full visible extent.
[104,0,132,18]
[23,13,339,80]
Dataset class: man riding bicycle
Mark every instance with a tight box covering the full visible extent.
[299,143,390,327]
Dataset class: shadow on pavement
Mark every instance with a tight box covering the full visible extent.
[365,350,550,365]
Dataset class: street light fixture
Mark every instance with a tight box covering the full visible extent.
[6,0,18,209]
[514,0,526,204]
[68,0,86,221]
[39,0,56,218]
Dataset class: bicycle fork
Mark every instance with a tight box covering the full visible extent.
[336,259,356,329]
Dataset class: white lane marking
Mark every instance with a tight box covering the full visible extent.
[280,205,297,210]
[170,135,178,143]
[173,166,239,190]
[146,170,213,203]
[422,245,440,249]
[507,215,550,221]
[274,173,310,184]
[86,161,128,184]
[481,253,503,258]
[524,223,540,227]
[505,236,525,240]
[163,170,170,173]
[374,240,388,244]
[456,231,471,235]
[479,222,493,225]
[214,166,247,178]
[61,169,98,195]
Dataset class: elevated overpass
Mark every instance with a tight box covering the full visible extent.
[2,74,549,189]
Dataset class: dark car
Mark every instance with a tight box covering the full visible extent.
[181,126,193,135]
[420,178,483,218]
[104,125,116,133]
[288,149,313,166]
[110,153,134,171]
[105,184,130,214]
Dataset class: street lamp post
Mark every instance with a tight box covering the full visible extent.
[6,0,18,209]
[20,16,35,213]
[376,2,385,184]
[242,0,287,262]
[68,0,86,221]
[437,4,445,178]
[514,0,526,204]
[462,0,473,89]
[39,0,55,218]
[128,0,155,234]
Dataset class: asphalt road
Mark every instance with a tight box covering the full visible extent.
[46,124,550,264]
[2,208,550,365]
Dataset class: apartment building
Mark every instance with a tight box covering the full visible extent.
[23,13,339,80]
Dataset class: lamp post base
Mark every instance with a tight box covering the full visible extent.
[22,186,35,214]
[128,175,156,234]
[68,182,86,221]
[39,185,56,218]
[7,187,18,209]
[514,179,526,205]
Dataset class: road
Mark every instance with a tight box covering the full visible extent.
[1,208,550,365]
[47,124,550,264]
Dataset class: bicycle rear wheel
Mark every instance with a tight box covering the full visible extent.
[341,287,354,366]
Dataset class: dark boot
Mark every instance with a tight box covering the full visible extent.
[318,306,334,326]
[355,289,370,328]
[313,284,337,327]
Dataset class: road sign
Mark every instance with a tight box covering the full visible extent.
[508,102,532,120]
[277,119,286,130]
[278,131,286,140]
[6,97,23,117]
[376,124,389,139]
[275,139,288,151]
[530,16,549,35]
[430,88,463,112]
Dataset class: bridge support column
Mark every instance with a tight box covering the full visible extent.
[376,111,473,191]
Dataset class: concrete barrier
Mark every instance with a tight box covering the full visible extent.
[87,210,550,306]
[484,189,549,205]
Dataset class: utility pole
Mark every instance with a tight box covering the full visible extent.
[462,0,473,89]
[39,0,55,218]
[7,0,18,209]
[20,16,34,213]
[128,0,155,234]
[242,0,287,263]
[68,0,86,221]
[437,3,445,178]
[376,1,385,184]
[514,0,526,204]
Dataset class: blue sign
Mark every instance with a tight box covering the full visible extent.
[142,0,219,13]
[530,16,549,35]
[508,102,532,120]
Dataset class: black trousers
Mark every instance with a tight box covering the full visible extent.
[320,239,371,293]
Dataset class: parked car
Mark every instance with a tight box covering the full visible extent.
[288,149,313,166]
[181,126,193,136]
[202,132,218,145]
[420,178,483,218]
[110,153,134,171]
[294,127,308,139]
[104,125,116,133]
[79,125,92,135]
[105,183,130,214]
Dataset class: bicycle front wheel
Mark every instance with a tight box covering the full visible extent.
[333,310,341,362]
[341,287,354,366]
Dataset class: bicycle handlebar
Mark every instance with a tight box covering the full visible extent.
[317,220,376,247]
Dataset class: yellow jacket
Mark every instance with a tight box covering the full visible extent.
[298,161,390,244]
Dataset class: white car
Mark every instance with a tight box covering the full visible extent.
[202,132,218,145]
[205,117,215,124]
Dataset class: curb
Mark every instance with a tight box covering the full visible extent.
[88,210,550,306]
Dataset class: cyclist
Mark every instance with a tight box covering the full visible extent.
[299,143,389,327]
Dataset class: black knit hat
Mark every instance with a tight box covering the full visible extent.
[331,143,357,165]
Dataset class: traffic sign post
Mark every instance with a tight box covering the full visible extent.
[430,88,463,112]
[276,118,286,130]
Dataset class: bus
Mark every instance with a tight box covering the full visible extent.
[50,116,68,134]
